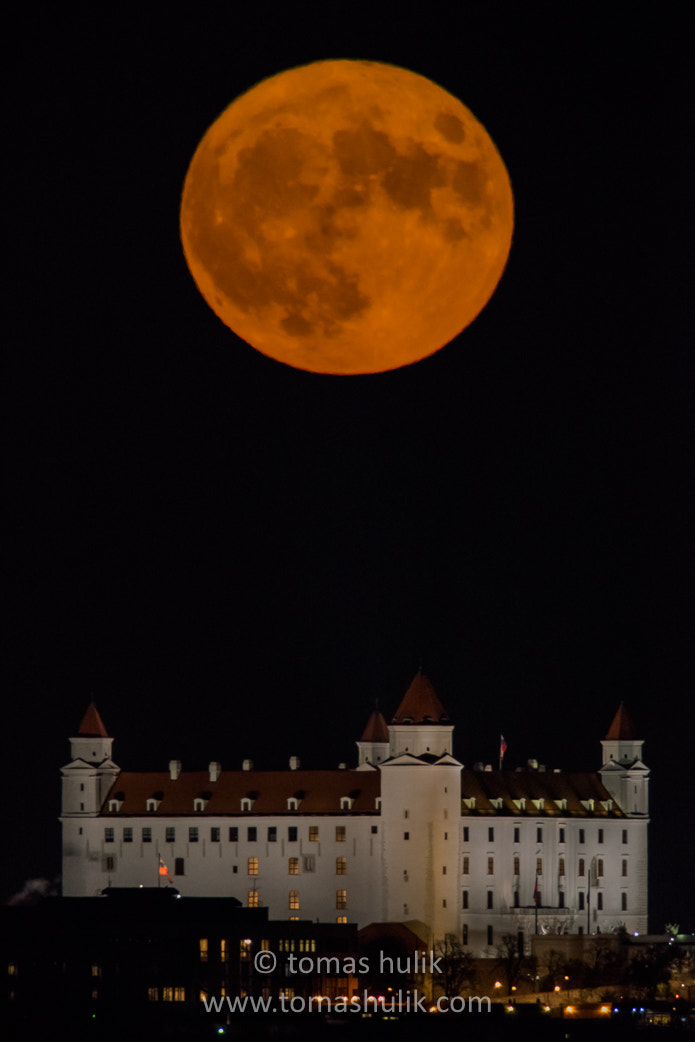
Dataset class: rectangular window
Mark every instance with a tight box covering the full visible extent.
[105,856,115,871]
[142,827,152,843]
[148,987,158,1001]
[336,857,347,875]
[536,827,543,843]
[105,828,114,843]
[462,890,469,909]
[211,827,220,842]
[248,891,259,908]
[123,827,133,843]
[558,891,565,908]
[487,856,494,875]
[579,829,585,844]
[220,939,227,963]
[199,938,208,963]
[288,857,299,875]
[248,857,259,875]
[442,865,447,875]
[487,891,494,909]
[598,828,604,844]
[247,827,257,842]
[175,857,184,876]
[488,826,495,842]
[536,857,543,876]
[336,826,346,842]
[463,826,469,842]
[289,890,299,909]
[166,827,175,843]
[513,891,519,908]
[622,829,628,844]
[267,826,277,842]
[336,916,347,924]
[336,889,347,909]
[229,827,238,842]
[578,892,585,910]
[189,827,199,843]
[559,857,565,876]
[404,832,410,840]
[621,893,627,911]
[622,859,628,877]
[559,827,565,844]
[578,858,585,876]
[308,826,319,842]
[487,925,493,946]
[513,827,520,843]
[463,924,468,945]
[597,858,604,877]
[463,856,469,874]
[597,892,603,910]
[303,855,315,872]
[240,939,252,962]
[288,826,298,842]
[371,825,378,834]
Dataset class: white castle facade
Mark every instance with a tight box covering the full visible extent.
[60,673,649,955]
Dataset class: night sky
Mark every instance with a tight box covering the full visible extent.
[3,5,693,931]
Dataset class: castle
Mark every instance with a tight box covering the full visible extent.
[60,673,649,955]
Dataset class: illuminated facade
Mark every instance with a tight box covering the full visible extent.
[60,677,649,955]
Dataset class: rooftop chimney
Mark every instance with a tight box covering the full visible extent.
[209,761,221,782]
[169,759,182,780]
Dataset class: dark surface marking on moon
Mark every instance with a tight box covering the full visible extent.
[434,112,465,144]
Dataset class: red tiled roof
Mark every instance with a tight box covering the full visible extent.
[392,673,449,724]
[460,769,624,817]
[103,769,381,816]
[605,703,636,741]
[360,710,390,743]
[77,702,109,737]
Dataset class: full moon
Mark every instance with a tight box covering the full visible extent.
[180,60,513,375]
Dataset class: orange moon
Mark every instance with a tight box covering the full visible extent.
[180,60,513,375]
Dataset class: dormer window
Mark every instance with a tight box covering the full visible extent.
[581,799,595,812]
[512,798,526,811]
[462,797,476,810]
[532,798,544,812]
[108,799,123,813]
[194,798,208,812]
[490,798,503,810]
[375,797,381,811]
[287,797,299,811]
[340,797,354,811]
[146,798,160,812]
[600,799,613,811]
[241,797,254,812]
[555,799,567,811]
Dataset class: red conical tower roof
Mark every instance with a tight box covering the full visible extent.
[392,673,449,724]
[360,710,390,743]
[605,702,635,741]
[77,702,109,737]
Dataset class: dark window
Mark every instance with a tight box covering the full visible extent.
[598,828,604,844]
[579,829,585,844]
[622,860,628,877]
[487,891,494,909]
[462,924,468,945]
[621,893,627,911]
[513,891,519,908]
[371,825,378,834]
[123,828,133,843]
[175,858,184,876]
[166,827,175,843]
[404,832,410,840]
[463,826,469,842]
[268,827,277,842]
[622,829,628,844]
[189,827,199,843]
[559,827,565,843]
[142,828,152,843]
[513,827,520,843]
[559,891,565,908]
[229,827,238,842]
[105,856,115,871]
[211,827,220,842]
[105,828,114,843]
[288,827,298,842]
[579,858,585,876]
[247,827,257,842]
[578,892,585,910]
[488,827,494,842]
[487,926,493,946]
[536,827,543,843]
[597,892,603,910]
[462,890,469,909]
[598,858,604,876]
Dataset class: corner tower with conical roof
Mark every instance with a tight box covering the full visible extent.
[599,703,649,816]
[388,671,453,758]
[356,708,390,768]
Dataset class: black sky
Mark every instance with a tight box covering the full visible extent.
[3,4,693,931]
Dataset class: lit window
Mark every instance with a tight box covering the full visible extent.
[578,858,585,877]
[142,827,152,843]
[174,987,185,1002]
[199,939,208,963]
[163,987,173,1002]
[463,856,470,874]
[91,964,101,978]
[248,857,259,875]
[559,857,565,876]
[229,827,238,842]
[289,890,299,909]
[123,828,133,843]
[309,826,319,842]
[487,857,494,875]
[536,858,542,876]
[220,939,227,963]
[104,828,114,843]
[240,939,252,962]
[336,916,347,924]
[336,857,347,875]
[336,889,347,909]
[288,857,299,875]
[189,827,199,843]
[211,827,220,842]
[336,826,346,842]
[513,856,520,875]
[147,986,158,1001]
[248,891,259,908]
[165,827,175,843]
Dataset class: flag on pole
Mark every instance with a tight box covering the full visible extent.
[499,734,508,770]
[159,857,173,884]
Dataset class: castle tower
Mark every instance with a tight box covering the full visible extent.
[599,703,649,815]
[355,708,390,768]
[388,671,453,758]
